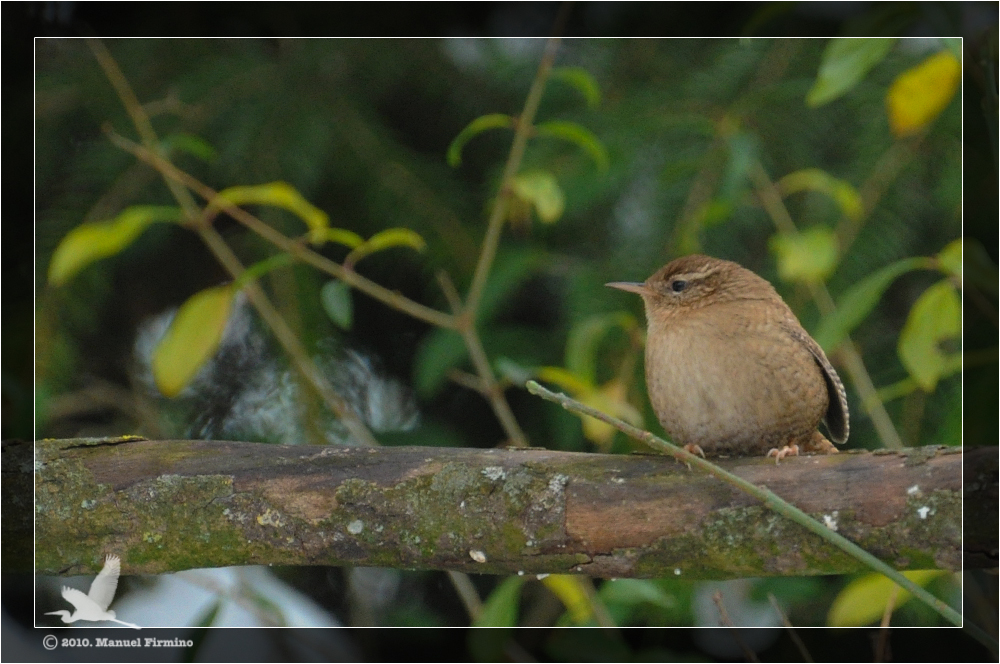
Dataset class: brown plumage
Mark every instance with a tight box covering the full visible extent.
[607,254,848,461]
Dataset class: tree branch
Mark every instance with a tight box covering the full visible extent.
[28,438,992,580]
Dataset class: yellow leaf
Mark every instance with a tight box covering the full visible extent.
[536,368,642,448]
[152,285,236,397]
[512,171,565,224]
[535,366,593,396]
[886,51,960,138]
[208,182,329,244]
[314,228,365,249]
[48,206,183,286]
[580,379,642,448]
[828,571,948,626]
[542,575,593,624]
[345,227,427,265]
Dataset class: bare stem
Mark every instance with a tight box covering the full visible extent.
[524,380,974,636]
[464,36,561,317]
[103,130,456,331]
[87,39,199,219]
[767,593,813,663]
[712,591,760,662]
[446,570,484,623]
[197,225,379,447]
[442,37,564,447]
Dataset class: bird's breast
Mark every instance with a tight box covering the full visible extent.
[643,306,828,453]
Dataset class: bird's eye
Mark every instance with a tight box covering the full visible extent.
[671,279,688,293]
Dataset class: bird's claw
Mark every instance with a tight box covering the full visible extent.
[678,443,706,470]
[766,444,799,465]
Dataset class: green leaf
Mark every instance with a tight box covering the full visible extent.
[234,253,295,291]
[828,571,948,626]
[474,576,525,627]
[550,66,601,108]
[535,120,610,170]
[598,578,676,625]
[413,328,467,397]
[935,238,962,279]
[695,199,734,227]
[814,256,929,351]
[898,280,961,392]
[511,170,565,224]
[160,132,217,162]
[313,228,365,249]
[152,284,236,397]
[447,113,514,167]
[208,182,330,244]
[345,227,427,265]
[807,38,897,107]
[320,279,353,330]
[565,312,638,385]
[48,206,184,286]
[778,168,863,221]
[769,226,839,284]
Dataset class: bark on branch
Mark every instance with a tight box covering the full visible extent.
[25,437,995,578]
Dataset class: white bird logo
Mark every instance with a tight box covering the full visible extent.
[45,555,140,629]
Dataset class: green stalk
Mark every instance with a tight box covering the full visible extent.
[525,380,996,651]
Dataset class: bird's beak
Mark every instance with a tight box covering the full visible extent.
[605,281,649,296]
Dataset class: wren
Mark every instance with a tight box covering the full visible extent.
[607,254,849,462]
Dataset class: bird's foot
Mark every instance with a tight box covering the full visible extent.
[683,443,706,459]
[677,443,706,470]
[766,444,799,465]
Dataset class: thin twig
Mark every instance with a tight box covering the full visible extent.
[461,326,529,447]
[463,36,561,317]
[875,584,900,663]
[197,224,379,447]
[87,38,199,219]
[90,41,379,447]
[845,135,925,255]
[102,129,456,331]
[712,591,760,663]
[446,570,483,623]
[524,380,984,642]
[767,593,813,663]
[750,161,904,449]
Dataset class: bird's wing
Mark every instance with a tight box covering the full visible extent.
[61,586,92,611]
[89,555,121,611]
[785,324,851,445]
[781,320,850,444]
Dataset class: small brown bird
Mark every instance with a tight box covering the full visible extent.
[607,254,848,462]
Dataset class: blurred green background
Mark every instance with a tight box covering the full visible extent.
[8,1,998,661]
